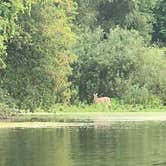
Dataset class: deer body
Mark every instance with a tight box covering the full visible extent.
[93,93,111,104]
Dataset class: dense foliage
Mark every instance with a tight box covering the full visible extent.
[0,0,166,112]
[1,0,77,111]
[153,0,166,45]
[75,0,158,41]
[72,28,166,104]
[0,0,31,68]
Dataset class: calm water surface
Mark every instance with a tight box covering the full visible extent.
[0,122,166,166]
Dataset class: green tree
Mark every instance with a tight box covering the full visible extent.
[153,0,166,45]
[1,0,77,111]
[72,27,141,102]
[0,0,31,68]
[74,0,100,30]
[72,27,166,104]
[75,0,157,41]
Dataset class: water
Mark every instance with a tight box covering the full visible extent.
[0,122,166,166]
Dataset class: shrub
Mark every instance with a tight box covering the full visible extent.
[73,27,166,105]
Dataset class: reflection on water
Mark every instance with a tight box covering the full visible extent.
[0,122,166,166]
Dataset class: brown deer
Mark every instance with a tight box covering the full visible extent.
[93,93,111,105]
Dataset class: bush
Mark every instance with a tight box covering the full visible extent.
[0,103,9,119]
[122,85,163,108]
[0,88,16,108]
[0,103,16,119]
[73,27,166,105]
[73,27,144,102]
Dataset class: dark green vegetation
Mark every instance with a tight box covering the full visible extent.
[1,122,166,166]
[0,0,166,114]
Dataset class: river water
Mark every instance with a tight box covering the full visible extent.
[0,121,166,166]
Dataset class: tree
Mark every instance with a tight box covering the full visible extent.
[75,0,157,41]
[153,0,166,45]
[0,0,31,68]
[72,27,166,104]
[1,0,77,111]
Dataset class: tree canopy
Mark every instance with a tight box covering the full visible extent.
[0,0,166,111]
[0,0,32,68]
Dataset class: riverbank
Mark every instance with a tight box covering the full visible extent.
[1,112,166,128]
[18,112,166,122]
[0,103,166,122]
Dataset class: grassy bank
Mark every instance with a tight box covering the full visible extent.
[0,100,166,122]
[18,112,166,122]
[34,102,166,113]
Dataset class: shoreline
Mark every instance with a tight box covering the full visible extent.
[1,112,166,128]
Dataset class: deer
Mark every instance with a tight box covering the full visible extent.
[93,93,111,105]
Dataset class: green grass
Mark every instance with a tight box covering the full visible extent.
[0,99,166,122]
[37,99,166,113]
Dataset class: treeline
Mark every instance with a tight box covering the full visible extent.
[0,0,166,111]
